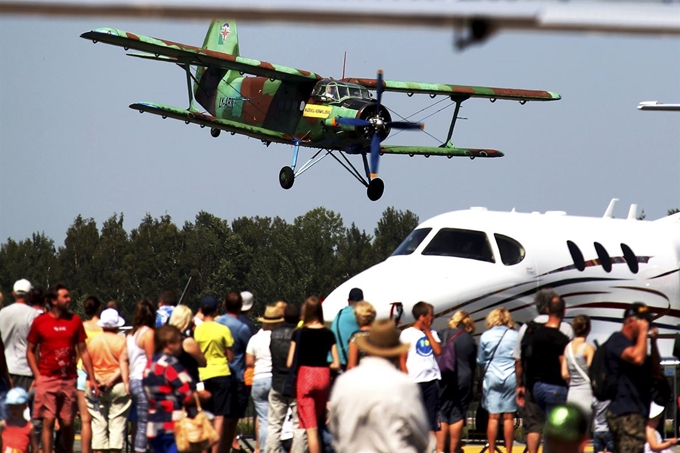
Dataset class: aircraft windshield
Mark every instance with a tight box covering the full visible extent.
[391,228,432,256]
[312,81,371,102]
[421,228,495,263]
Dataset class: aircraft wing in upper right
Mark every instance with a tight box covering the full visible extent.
[341,77,560,102]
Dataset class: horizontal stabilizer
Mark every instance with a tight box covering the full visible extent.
[129,102,293,144]
[380,144,503,158]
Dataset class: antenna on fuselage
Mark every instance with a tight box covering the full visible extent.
[342,51,347,79]
[627,204,638,220]
[603,198,619,218]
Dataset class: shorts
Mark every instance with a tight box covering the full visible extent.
[10,374,34,392]
[418,380,441,432]
[520,387,545,434]
[33,375,78,421]
[440,398,467,425]
[606,411,646,453]
[76,369,87,392]
[593,430,614,453]
[203,375,232,416]
[230,376,250,419]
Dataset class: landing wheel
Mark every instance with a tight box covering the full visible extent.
[210,128,221,138]
[367,178,384,201]
[279,166,295,190]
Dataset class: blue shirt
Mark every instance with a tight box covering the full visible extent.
[216,314,253,382]
[328,305,360,366]
[155,305,174,328]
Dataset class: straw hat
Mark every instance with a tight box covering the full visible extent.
[257,305,284,324]
[356,319,410,358]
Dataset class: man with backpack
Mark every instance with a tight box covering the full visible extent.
[514,289,573,453]
[328,288,362,371]
[603,302,659,453]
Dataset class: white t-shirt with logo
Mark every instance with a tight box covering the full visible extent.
[400,327,441,383]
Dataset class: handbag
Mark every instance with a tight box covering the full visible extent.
[174,393,219,453]
[477,328,509,396]
[282,329,301,398]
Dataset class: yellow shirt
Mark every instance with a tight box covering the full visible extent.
[194,321,234,381]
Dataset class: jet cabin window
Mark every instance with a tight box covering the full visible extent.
[421,229,495,263]
[391,228,432,256]
[494,234,525,265]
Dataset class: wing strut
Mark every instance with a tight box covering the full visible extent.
[181,63,193,109]
[444,95,470,145]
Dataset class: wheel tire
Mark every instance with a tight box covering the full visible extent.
[279,166,295,190]
[210,128,221,138]
[367,178,385,201]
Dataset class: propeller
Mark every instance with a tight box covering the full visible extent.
[333,70,423,179]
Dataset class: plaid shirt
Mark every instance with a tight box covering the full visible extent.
[143,352,195,438]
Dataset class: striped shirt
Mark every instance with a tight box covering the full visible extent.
[143,353,195,438]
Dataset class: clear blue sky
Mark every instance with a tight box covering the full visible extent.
[1,17,678,245]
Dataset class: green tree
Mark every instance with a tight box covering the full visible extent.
[668,208,679,216]
[372,207,419,261]
[0,233,58,293]
[336,223,375,282]
[58,215,100,301]
[93,213,133,317]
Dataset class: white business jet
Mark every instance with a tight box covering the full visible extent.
[323,200,680,357]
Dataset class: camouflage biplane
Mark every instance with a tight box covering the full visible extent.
[81,20,560,200]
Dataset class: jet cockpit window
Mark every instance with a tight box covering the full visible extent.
[421,228,495,263]
[494,234,525,265]
[567,240,586,271]
[391,228,432,256]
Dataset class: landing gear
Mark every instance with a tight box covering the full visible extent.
[367,178,384,201]
[210,128,221,138]
[279,166,295,189]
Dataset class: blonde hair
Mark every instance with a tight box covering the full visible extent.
[485,307,515,329]
[354,301,376,327]
[169,305,193,333]
[448,310,475,333]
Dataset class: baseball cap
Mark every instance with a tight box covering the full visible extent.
[13,278,32,294]
[623,302,653,322]
[241,291,254,312]
[200,295,219,312]
[348,288,364,302]
[5,387,29,405]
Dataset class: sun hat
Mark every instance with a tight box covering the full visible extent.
[5,387,29,405]
[13,279,32,295]
[257,306,284,324]
[241,291,254,312]
[650,402,665,419]
[355,319,410,357]
[97,308,125,328]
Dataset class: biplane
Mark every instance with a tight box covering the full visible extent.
[81,20,561,200]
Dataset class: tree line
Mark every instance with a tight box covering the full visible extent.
[0,207,419,321]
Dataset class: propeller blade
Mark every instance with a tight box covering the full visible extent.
[388,121,424,130]
[333,117,371,127]
[370,132,381,178]
[376,69,384,109]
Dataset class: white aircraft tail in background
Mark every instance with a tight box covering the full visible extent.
[323,201,680,356]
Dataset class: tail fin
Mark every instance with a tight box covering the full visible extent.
[202,20,239,56]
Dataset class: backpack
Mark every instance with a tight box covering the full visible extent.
[436,329,464,374]
[589,336,617,401]
[519,321,541,363]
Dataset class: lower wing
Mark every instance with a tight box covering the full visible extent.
[380,144,503,158]
[129,102,293,144]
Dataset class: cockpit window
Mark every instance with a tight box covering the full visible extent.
[391,228,432,256]
[311,80,371,102]
[421,228,495,263]
[494,234,525,265]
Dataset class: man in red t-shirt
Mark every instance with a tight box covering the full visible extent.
[26,283,99,453]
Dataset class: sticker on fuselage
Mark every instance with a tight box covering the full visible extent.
[303,104,332,118]
[218,23,231,44]
[219,97,234,109]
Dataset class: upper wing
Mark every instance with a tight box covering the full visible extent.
[380,144,503,158]
[130,102,294,144]
[342,77,560,102]
[80,28,323,83]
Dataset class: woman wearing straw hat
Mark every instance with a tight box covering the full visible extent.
[330,319,430,453]
[246,305,285,453]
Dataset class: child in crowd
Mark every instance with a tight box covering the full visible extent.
[645,402,678,453]
[0,387,38,453]
[143,325,196,453]
[592,399,614,453]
